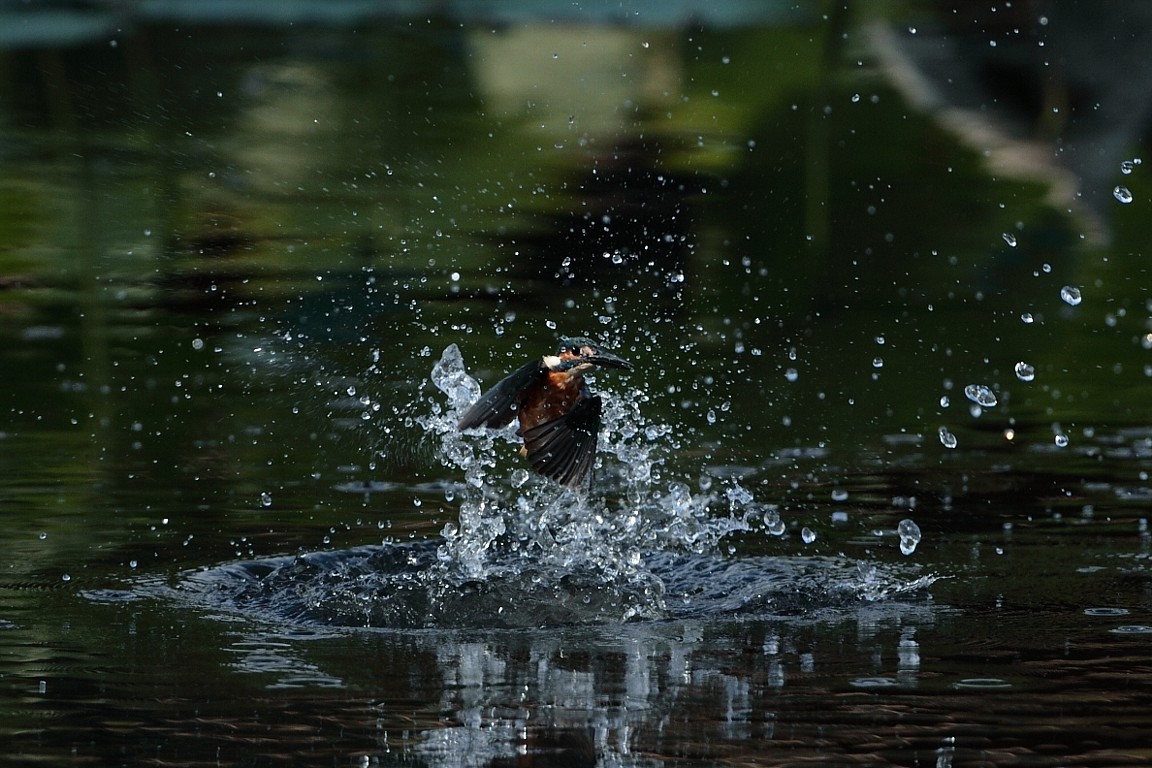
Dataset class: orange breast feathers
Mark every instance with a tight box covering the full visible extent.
[515,370,585,434]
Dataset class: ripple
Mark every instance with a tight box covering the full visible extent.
[953,678,1012,690]
[1083,607,1130,617]
[153,542,937,630]
[850,677,899,689]
[1109,625,1152,635]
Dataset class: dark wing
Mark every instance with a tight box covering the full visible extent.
[520,394,602,488]
[457,360,544,430]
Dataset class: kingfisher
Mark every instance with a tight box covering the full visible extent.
[457,337,633,488]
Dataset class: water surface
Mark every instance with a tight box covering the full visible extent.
[2,3,1152,765]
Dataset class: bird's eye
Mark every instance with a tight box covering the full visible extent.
[569,346,582,356]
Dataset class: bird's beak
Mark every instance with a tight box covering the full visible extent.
[588,350,633,371]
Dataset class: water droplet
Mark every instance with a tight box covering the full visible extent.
[831,489,849,502]
[939,395,950,407]
[61,574,71,582]
[938,426,958,449]
[898,518,922,555]
[1060,285,1082,306]
[510,468,530,488]
[259,491,272,507]
[784,368,799,382]
[764,509,786,536]
[1014,361,1035,382]
[191,338,204,351]
[851,93,860,103]
[1021,312,1035,324]
[1002,232,1017,247]
[872,357,884,368]
[963,384,998,407]
[38,531,47,540]
[1120,160,1135,175]
[1054,433,1069,448]
[801,527,817,544]
[1113,186,1133,204]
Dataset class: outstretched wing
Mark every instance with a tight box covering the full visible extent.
[520,394,602,488]
[457,360,544,430]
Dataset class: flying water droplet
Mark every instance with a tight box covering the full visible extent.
[963,384,998,407]
[1113,186,1133,204]
[1120,160,1135,175]
[259,491,272,508]
[1054,433,1069,448]
[1014,361,1035,382]
[938,426,958,449]
[897,518,921,555]
[784,368,799,382]
[1002,232,1017,247]
[763,508,786,536]
[801,527,817,544]
[1060,285,1082,306]
[1021,312,1035,324]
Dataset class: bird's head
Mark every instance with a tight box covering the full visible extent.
[544,336,634,373]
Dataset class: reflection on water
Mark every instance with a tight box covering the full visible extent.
[3,2,1152,766]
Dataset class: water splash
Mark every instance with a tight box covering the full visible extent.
[163,344,938,629]
[419,344,762,605]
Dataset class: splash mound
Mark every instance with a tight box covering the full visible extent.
[173,345,935,629]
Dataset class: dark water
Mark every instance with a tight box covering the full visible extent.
[3,2,1152,765]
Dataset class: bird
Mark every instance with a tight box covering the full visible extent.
[457,337,633,488]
